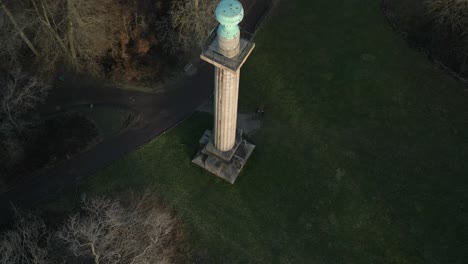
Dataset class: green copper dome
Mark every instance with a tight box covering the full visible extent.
[215,0,244,39]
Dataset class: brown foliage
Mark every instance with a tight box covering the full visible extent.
[109,15,160,82]
[0,0,161,81]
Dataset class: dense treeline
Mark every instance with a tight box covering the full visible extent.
[0,0,216,80]
[384,0,468,79]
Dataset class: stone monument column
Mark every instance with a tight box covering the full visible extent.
[213,0,243,151]
[192,0,256,184]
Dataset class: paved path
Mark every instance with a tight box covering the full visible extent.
[0,0,272,225]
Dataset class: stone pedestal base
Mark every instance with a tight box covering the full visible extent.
[192,130,255,184]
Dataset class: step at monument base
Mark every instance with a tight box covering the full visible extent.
[192,130,255,184]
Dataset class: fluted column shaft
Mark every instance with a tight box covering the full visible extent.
[214,67,240,151]
[212,0,243,152]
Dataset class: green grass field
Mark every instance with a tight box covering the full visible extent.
[60,0,468,262]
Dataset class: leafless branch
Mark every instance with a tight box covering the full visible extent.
[425,0,468,36]
[57,193,176,264]
[1,192,178,263]
[0,207,52,264]
[157,0,217,53]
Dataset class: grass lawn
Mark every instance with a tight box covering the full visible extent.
[51,0,468,262]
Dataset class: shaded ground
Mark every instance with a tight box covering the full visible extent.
[78,106,136,139]
[44,105,135,140]
[1,114,100,186]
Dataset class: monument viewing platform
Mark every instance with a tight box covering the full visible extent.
[201,26,255,72]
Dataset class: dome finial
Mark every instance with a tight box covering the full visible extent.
[215,0,244,39]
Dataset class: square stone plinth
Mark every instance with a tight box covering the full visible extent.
[202,129,243,162]
[192,130,255,184]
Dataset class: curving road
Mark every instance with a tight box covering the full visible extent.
[0,0,272,225]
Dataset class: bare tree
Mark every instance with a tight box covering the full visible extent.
[0,67,49,169]
[1,0,161,80]
[0,207,52,264]
[0,1,38,64]
[0,67,50,135]
[425,0,468,32]
[425,0,468,71]
[0,1,39,57]
[0,193,178,264]
[158,0,217,53]
[57,193,176,264]
[0,0,136,76]
[26,0,132,75]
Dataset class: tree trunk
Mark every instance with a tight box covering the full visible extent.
[30,0,69,55]
[90,243,100,264]
[0,1,40,57]
[67,0,78,69]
